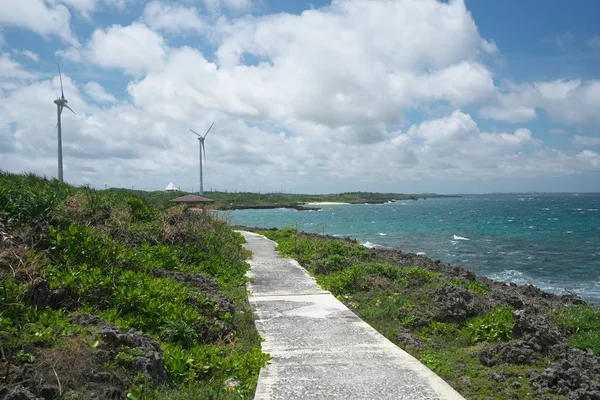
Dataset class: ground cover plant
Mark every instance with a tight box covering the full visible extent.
[0,172,269,399]
[258,227,600,400]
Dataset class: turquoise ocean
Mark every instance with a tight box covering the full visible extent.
[224,194,600,304]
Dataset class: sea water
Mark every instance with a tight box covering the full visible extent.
[224,194,600,304]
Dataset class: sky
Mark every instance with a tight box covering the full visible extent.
[1,0,599,194]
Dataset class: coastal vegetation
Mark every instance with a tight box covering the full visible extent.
[0,172,269,399]
[138,189,451,211]
[258,227,600,400]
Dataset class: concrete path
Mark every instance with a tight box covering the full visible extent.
[239,231,465,400]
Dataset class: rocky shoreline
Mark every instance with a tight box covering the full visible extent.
[244,227,600,400]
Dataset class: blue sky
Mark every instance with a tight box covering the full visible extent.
[1,0,599,193]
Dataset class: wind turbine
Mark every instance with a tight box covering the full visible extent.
[54,63,76,182]
[189,123,214,196]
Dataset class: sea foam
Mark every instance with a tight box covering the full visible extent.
[362,241,383,249]
[453,235,471,241]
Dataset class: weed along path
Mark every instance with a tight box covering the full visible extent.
[239,231,465,400]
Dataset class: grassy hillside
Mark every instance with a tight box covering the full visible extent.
[0,172,269,399]
[259,228,600,400]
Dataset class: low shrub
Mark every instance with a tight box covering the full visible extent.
[317,266,366,296]
[466,306,514,343]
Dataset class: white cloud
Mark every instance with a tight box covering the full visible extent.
[20,49,39,62]
[126,0,495,128]
[408,110,477,145]
[202,0,252,11]
[143,1,206,34]
[588,35,600,50]
[0,0,78,46]
[56,0,97,17]
[0,53,37,90]
[577,150,600,168]
[84,81,117,103]
[554,32,575,51]
[479,105,537,123]
[85,23,167,75]
[1,0,599,192]
[482,79,600,125]
[573,135,600,146]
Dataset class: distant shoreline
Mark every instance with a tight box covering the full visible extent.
[213,196,458,211]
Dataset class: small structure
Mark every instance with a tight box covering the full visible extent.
[170,194,215,204]
[164,182,178,191]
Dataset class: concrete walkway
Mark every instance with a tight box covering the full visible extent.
[239,231,465,400]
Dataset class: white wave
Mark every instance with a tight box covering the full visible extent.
[450,240,459,245]
[542,208,550,211]
[487,270,600,302]
[378,232,387,236]
[566,231,574,234]
[361,241,383,249]
[416,252,426,256]
[588,209,599,211]
[488,269,532,286]
[452,235,471,241]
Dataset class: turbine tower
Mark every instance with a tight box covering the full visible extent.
[189,123,214,196]
[54,63,76,182]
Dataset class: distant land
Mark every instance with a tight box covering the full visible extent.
[138,190,460,211]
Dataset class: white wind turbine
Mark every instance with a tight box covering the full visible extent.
[53,63,76,182]
[189,123,214,196]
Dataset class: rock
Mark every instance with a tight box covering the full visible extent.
[28,278,49,309]
[90,370,112,383]
[101,387,123,400]
[38,385,59,400]
[532,359,600,400]
[69,313,170,386]
[479,341,538,367]
[433,284,476,323]
[512,310,563,352]
[396,327,424,348]
[0,386,42,400]
[47,288,74,310]
[488,372,507,382]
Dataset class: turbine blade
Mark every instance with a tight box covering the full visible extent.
[57,62,65,99]
[203,122,214,138]
[202,141,206,162]
[64,104,76,115]
[189,128,201,137]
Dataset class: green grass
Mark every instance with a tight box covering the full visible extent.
[0,172,268,398]
[551,305,600,354]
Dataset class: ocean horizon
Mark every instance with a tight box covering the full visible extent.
[225,193,600,304]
